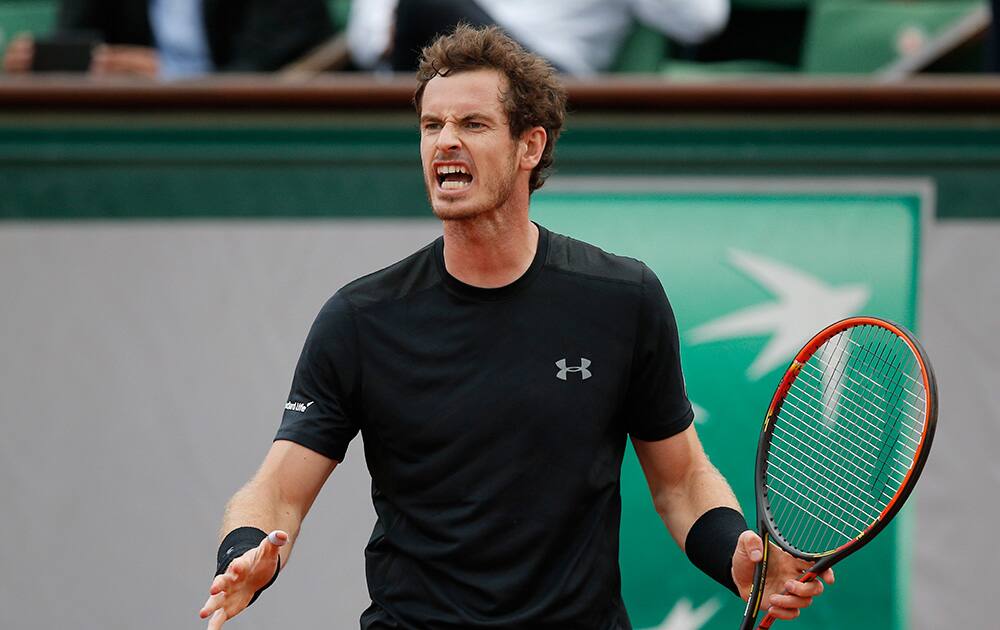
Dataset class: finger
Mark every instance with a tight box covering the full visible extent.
[122,53,157,76]
[766,606,801,621]
[820,567,835,584]
[200,591,226,619]
[793,557,814,572]
[90,46,110,74]
[100,46,157,77]
[3,54,29,73]
[785,578,824,597]
[209,574,228,596]
[227,558,245,580]
[206,608,227,630]
[91,48,135,74]
[769,593,813,610]
[101,53,132,73]
[3,39,33,73]
[212,563,245,596]
[222,538,275,592]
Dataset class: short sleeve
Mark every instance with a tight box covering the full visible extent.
[624,265,694,441]
[274,293,362,462]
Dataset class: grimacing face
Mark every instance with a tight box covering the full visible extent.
[418,69,524,221]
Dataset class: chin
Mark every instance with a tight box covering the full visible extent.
[428,188,490,221]
[431,202,485,221]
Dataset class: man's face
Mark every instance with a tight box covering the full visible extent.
[419,69,523,221]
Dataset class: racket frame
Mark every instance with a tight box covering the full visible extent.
[739,316,937,630]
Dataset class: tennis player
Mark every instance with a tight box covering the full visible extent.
[199,25,833,630]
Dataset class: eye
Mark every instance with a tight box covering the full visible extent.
[422,122,442,132]
[466,121,485,129]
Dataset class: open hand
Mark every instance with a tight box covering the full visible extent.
[731,530,835,622]
[91,45,159,78]
[199,530,287,628]
[3,34,34,73]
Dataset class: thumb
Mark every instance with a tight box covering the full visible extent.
[256,530,288,567]
[737,530,764,563]
[731,530,764,593]
[235,530,286,589]
[266,530,289,549]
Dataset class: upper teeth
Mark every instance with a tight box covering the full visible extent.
[437,165,469,175]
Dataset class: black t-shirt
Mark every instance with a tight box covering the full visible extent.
[276,224,693,629]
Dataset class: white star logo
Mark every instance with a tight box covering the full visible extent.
[690,401,709,425]
[689,249,870,380]
[639,597,721,630]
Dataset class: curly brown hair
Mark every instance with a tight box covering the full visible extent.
[413,24,567,193]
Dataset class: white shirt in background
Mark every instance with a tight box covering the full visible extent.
[347,0,729,75]
[149,0,214,79]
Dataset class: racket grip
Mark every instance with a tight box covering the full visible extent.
[757,571,818,629]
[738,556,767,630]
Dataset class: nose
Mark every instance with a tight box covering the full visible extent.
[435,121,461,153]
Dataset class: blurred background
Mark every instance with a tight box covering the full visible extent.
[1,1,997,629]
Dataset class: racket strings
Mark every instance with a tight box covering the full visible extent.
[764,324,927,556]
[782,324,918,550]
[786,372,918,473]
[772,326,922,551]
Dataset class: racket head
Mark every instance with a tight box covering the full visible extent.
[753,316,937,565]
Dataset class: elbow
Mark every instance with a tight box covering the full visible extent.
[651,460,719,518]
[650,484,683,519]
[677,1,730,45]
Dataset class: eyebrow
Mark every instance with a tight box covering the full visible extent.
[459,112,494,122]
[419,112,498,124]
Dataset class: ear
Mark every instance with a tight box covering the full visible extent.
[518,126,547,171]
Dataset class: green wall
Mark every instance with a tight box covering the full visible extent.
[2,111,999,220]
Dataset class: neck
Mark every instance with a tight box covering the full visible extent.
[441,202,538,289]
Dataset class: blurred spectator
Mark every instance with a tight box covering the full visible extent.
[3,0,334,79]
[348,0,729,74]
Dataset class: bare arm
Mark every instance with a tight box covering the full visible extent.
[200,439,337,627]
[220,439,338,568]
[632,423,740,549]
[633,423,833,620]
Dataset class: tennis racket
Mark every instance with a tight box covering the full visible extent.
[739,316,937,630]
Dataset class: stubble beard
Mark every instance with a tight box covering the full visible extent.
[428,155,519,223]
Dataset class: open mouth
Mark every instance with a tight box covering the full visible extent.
[435,164,474,191]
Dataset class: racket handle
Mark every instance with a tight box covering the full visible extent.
[738,555,768,630]
[756,571,818,629]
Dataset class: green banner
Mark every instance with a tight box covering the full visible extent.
[533,183,923,630]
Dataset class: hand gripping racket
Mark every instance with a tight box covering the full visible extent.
[739,316,937,629]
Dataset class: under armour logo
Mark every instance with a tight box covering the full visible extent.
[556,358,592,381]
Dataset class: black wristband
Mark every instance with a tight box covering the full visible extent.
[216,527,281,607]
[684,506,748,596]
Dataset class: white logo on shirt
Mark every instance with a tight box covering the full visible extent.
[556,358,592,381]
[284,400,314,413]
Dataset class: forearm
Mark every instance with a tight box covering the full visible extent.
[202,442,334,622]
[217,440,337,571]
[220,478,304,568]
[654,457,742,549]
[637,432,749,595]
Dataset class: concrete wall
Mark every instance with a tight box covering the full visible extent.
[0,219,994,629]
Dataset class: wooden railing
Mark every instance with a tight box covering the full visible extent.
[3,75,1000,112]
